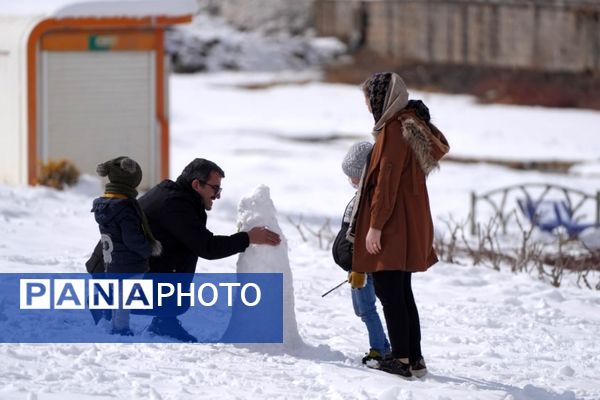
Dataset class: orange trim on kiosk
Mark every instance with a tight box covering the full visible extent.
[26,15,191,184]
[154,28,169,180]
[41,30,157,51]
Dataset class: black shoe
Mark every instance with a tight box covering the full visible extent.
[148,317,198,343]
[410,357,428,378]
[379,358,412,378]
[110,327,134,336]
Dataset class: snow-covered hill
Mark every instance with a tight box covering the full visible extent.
[166,14,347,73]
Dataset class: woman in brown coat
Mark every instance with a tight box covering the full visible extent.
[348,72,449,377]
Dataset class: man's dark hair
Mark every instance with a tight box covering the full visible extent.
[178,158,225,185]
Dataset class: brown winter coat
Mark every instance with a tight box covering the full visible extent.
[352,109,450,273]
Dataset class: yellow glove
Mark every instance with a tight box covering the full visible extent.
[348,272,366,289]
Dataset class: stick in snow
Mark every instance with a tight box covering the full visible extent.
[321,279,348,297]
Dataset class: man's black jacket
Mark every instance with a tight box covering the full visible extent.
[87,179,250,274]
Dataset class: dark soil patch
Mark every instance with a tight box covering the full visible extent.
[325,49,600,110]
[444,156,577,174]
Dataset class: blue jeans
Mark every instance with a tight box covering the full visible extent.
[352,273,391,355]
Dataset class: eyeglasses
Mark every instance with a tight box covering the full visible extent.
[199,180,222,196]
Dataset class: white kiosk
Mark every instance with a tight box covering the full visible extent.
[0,0,196,188]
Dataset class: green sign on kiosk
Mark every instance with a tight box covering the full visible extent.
[88,35,117,51]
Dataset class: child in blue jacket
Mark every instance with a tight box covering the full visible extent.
[92,156,161,335]
[332,141,390,366]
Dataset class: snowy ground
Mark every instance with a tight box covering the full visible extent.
[1,72,600,400]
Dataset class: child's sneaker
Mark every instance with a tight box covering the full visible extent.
[362,349,383,368]
[410,357,428,378]
[379,358,412,378]
[110,327,134,336]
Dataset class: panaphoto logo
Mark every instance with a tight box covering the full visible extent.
[19,278,261,310]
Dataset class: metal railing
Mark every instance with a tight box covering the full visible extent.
[469,183,600,235]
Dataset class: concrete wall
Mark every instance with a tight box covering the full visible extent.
[314,0,600,73]
[219,0,314,34]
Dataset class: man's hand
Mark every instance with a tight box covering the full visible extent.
[247,226,281,246]
[366,227,382,255]
[348,271,366,289]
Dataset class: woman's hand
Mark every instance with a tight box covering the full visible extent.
[365,228,382,255]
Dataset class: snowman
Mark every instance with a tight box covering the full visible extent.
[233,185,303,348]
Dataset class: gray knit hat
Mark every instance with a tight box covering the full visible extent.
[342,141,373,178]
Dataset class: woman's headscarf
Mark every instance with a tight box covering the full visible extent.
[362,72,409,137]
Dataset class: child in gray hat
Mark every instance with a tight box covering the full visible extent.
[332,141,391,366]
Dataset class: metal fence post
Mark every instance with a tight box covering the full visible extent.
[470,191,477,235]
[596,191,600,226]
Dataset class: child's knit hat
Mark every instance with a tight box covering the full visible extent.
[96,156,142,198]
[342,141,373,178]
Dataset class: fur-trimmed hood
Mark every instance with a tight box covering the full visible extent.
[397,111,449,175]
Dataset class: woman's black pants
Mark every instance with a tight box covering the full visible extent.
[372,270,422,361]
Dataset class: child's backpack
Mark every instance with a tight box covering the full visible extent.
[332,222,353,271]
[332,197,355,271]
